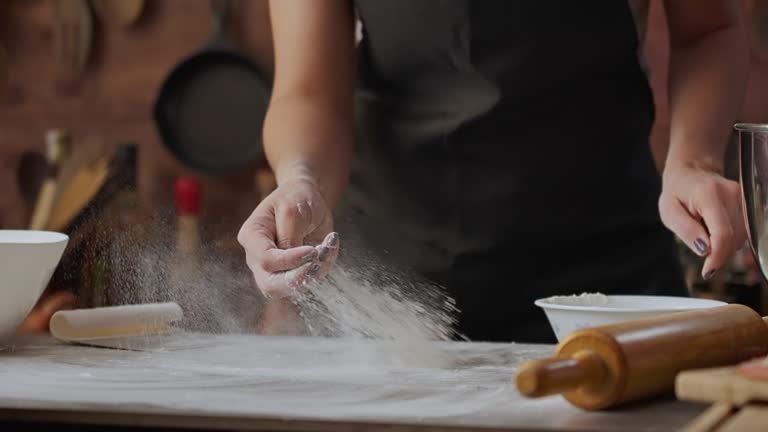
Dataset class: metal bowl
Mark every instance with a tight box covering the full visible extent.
[736,123,768,284]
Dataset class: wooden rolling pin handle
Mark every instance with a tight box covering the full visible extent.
[516,350,607,398]
[762,316,768,327]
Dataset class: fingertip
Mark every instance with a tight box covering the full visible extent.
[317,245,330,262]
[701,255,722,280]
[702,267,718,281]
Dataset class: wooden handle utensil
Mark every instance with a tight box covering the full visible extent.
[516,304,768,410]
[29,130,67,230]
[91,0,145,28]
[54,0,93,74]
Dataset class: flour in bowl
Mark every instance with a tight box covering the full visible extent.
[545,292,609,306]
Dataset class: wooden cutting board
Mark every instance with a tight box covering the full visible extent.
[676,366,768,431]
[677,366,768,405]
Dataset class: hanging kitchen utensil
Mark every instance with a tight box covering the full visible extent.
[154,0,269,175]
[90,0,145,28]
[46,154,110,233]
[55,135,108,197]
[54,0,93,74]
[29,130,68,231]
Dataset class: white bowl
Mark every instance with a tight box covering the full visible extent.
[535,294,728,342]
[0,230,69,340]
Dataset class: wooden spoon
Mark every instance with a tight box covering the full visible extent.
[54,0,93,74]
[90,0,144,27]
[47,156,110,233]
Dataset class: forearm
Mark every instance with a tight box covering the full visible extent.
[664,25,748,177]
[264,93,353,208]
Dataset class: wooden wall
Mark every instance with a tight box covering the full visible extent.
[0,0,273,234]
[2,0,768,233]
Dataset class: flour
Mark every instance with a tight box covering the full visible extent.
[544,292,609,307]
[293,260,461,367]
[86,213,263,335]
[81,213,462,368]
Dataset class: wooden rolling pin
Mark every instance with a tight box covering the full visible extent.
[516,304,768,410]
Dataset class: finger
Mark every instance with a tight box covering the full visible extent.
[261,246,318,273]
[699,200,735,279]
[261,259,319,299]
[275,201,313,249]
[238,206,278,253]
[315,232,340,279]
[659,198,710,257]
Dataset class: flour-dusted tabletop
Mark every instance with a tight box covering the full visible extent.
[0,334,704,431]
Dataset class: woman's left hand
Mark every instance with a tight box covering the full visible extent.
[659,163,746,280]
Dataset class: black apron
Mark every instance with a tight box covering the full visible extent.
[338,0,687,343]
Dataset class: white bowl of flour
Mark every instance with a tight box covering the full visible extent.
[535,293,727,342]
[0,230,68,341]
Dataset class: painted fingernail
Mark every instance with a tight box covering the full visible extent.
[302,250,318,264]
[693,239,708,256]
[317,246,330,262]
[704,269,718,280]
[328,232,339,247]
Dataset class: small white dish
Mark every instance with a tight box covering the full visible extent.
[535,293,727,342]
[0,230,69,341]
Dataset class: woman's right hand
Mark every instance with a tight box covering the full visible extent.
[238,176,339,299]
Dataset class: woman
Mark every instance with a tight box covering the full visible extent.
[238,0,748,342]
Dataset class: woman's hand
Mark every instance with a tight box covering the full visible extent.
[659,163,745,279]
[238,176,339,299]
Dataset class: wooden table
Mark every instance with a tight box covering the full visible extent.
[0,334,705,431]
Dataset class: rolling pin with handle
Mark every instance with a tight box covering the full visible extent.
[516,304,768,410]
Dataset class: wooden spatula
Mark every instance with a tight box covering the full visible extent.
[90,0,144,27]
[54,0,93,74]
[677,363,768,432]
[46,156,110,232]
[677,366,768,406]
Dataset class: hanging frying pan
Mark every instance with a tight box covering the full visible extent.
[154,0,269,175]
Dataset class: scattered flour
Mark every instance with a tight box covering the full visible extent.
[76,212,263,335]
[293,260,461,367]
[74,213,462,369]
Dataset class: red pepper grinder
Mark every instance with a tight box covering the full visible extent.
[174,177,201,259]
